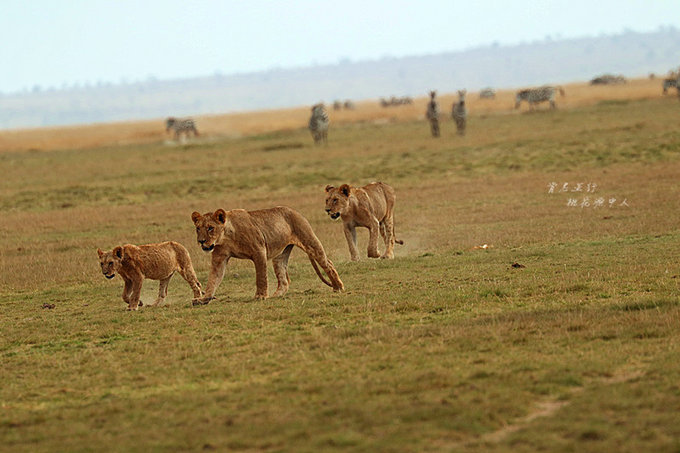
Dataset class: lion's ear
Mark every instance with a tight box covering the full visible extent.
[97,248,103,258]
[214,209,227,224]
[191,211,202,225]
[325,185,334,193]
[339,184,351,197]
[113,246,124,260]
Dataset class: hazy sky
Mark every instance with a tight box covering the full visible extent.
[2,0,678,93]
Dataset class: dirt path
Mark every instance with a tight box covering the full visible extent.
[457,364,647,449]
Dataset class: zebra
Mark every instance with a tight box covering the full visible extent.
[309,103,329,145]
[343,100,356,110]
[515,86,565,110]
[165,117,199,140]
[662,78,678,95]
[479,88,496,99]
[333,100,343,111]
[426,91,440,138]
[451,90,467,136]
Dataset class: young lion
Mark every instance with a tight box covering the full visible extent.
[324,181,403,261]
[191,206,344,303]
[97,242,203,311]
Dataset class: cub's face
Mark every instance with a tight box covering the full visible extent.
[324,184,351,220]
[97,247,123,279]
[191,209,227,252]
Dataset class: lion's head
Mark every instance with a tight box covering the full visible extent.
[191,209,228,252]
[324,184,351,220]
[97,247,124,279]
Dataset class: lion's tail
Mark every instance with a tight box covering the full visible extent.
[308,256,333,287]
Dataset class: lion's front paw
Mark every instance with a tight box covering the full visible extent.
[254,293,268,300]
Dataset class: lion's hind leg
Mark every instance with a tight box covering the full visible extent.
[379,221,387,242]
[178,264,203,300]
[380,215,396,259]
[153,276,172,306]
[320,256,344,292]
[366,218,381,258]
[291,211,344,291]
[174,243,204,300]
[272,244,294,297]
[300,242,344,292]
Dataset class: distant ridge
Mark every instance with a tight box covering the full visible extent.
[1,27,679,129]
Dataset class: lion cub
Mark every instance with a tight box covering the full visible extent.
[97,241,203,311]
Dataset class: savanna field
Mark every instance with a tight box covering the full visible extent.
[1,78,680,452]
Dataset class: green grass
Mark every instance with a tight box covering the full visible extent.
[1,97,680,452]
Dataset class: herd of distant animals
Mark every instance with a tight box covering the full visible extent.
[333,100,356,110]
[164,70,680,145]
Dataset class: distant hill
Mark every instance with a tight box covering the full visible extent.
[2,27,679,130]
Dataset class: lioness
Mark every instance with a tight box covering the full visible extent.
[191,207,344,302]
[97,242,203,311]
[325,182,403,261]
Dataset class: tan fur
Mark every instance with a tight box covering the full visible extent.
[191,206,344,303]
[325,181,403,261]
[97,241,203,311]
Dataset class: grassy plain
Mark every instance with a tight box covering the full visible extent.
[1,81,680,452]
